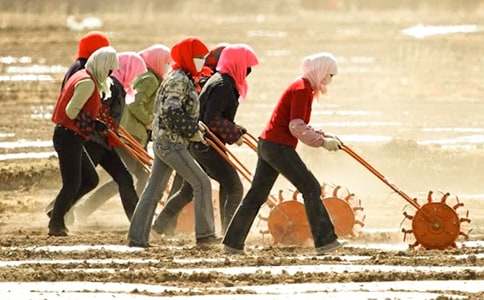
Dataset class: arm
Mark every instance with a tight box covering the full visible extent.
[128,75,159,126]
[65,79,95,119]
[204,84,244,144]
[289,119,325,147]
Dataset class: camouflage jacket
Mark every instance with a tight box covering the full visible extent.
[153,69,199,145]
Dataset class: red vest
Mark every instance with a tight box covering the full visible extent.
[52,70,101,139]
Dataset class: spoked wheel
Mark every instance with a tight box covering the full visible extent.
[267,200,311,245]
[402,191,471,249]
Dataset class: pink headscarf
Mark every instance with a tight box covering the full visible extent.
[302,52,338,97]
[112,52,147,101]
[138,44,171,79]
[216,44,259,100]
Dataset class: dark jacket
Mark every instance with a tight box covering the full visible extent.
[199,72,244,144]
[61,58,87,90]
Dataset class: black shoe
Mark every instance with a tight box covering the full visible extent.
[223,244,245,255]
[315,240,345,255]
[48,226,68,237]
[128,240,150,248]
[196,235,222,246]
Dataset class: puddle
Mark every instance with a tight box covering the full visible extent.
[402,24,480,39]
[0,290,462,300]
[165,263,484,276]
[6,65,66,74]
[0,74,54,81]
[0,140,52,149]
[0,56,32,64]
[2,244,145,253]
[0,132,15,138]
[0,280,476,299]
[0,151,56,161]
[241,280,482,296]
[0,258,158,268]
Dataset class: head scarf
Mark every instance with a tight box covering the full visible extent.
[77,31,110,59]
[86,46,119,98]
[216,44,259,100]
[204,43,229,71]
[170,37,209,77]
[112,52,147,103]
[302,52,338,97]
[138,44,171,80]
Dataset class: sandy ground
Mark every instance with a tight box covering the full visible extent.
[1,1,484,298]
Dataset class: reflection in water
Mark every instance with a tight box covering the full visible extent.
[0,56,32,64]
[0,74,54,81]
[6,65,66,74]
[402,24,480,39]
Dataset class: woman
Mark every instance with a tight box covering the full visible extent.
[62,31,110,89]
[152,44,258,235]
[45,31,111,219]
[72,52,149,221]
[223,52,343,254]
[128,37,217,247]
[49,46,118,236]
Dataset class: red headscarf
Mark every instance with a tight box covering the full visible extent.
[170,37,209,77]
[77,31,110,59]
[216,44,259,100]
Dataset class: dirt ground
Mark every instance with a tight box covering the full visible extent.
[1,1,484,298]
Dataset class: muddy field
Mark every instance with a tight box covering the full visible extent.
[1,1,484,299]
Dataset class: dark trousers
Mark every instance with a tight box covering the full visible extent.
[81,141,139,220]
[223,139,337,249]
[153,142,243,233]
[49,126,99,229]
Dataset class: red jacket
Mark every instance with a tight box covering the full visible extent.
[52,70,101,139]
[260,78,314,148]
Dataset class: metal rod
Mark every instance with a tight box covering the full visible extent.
[340,144,421,210]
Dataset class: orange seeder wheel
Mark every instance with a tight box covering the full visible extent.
[412,202,461,250]
[322,196,356,237]
[267,200,311,245]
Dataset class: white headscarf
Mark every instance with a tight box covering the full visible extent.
[86,46,119,98]
[302,52,338,97]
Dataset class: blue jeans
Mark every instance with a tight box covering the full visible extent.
[152,142,243,234]
[223,139,337,249]
[128,140,215,245]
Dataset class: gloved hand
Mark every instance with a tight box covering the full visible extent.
[322,137,342,151]
[190,130,207,144]
[236,124,247,135]
[235,136,244,146]
[94,120,108,133]
[198,121,207,133]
